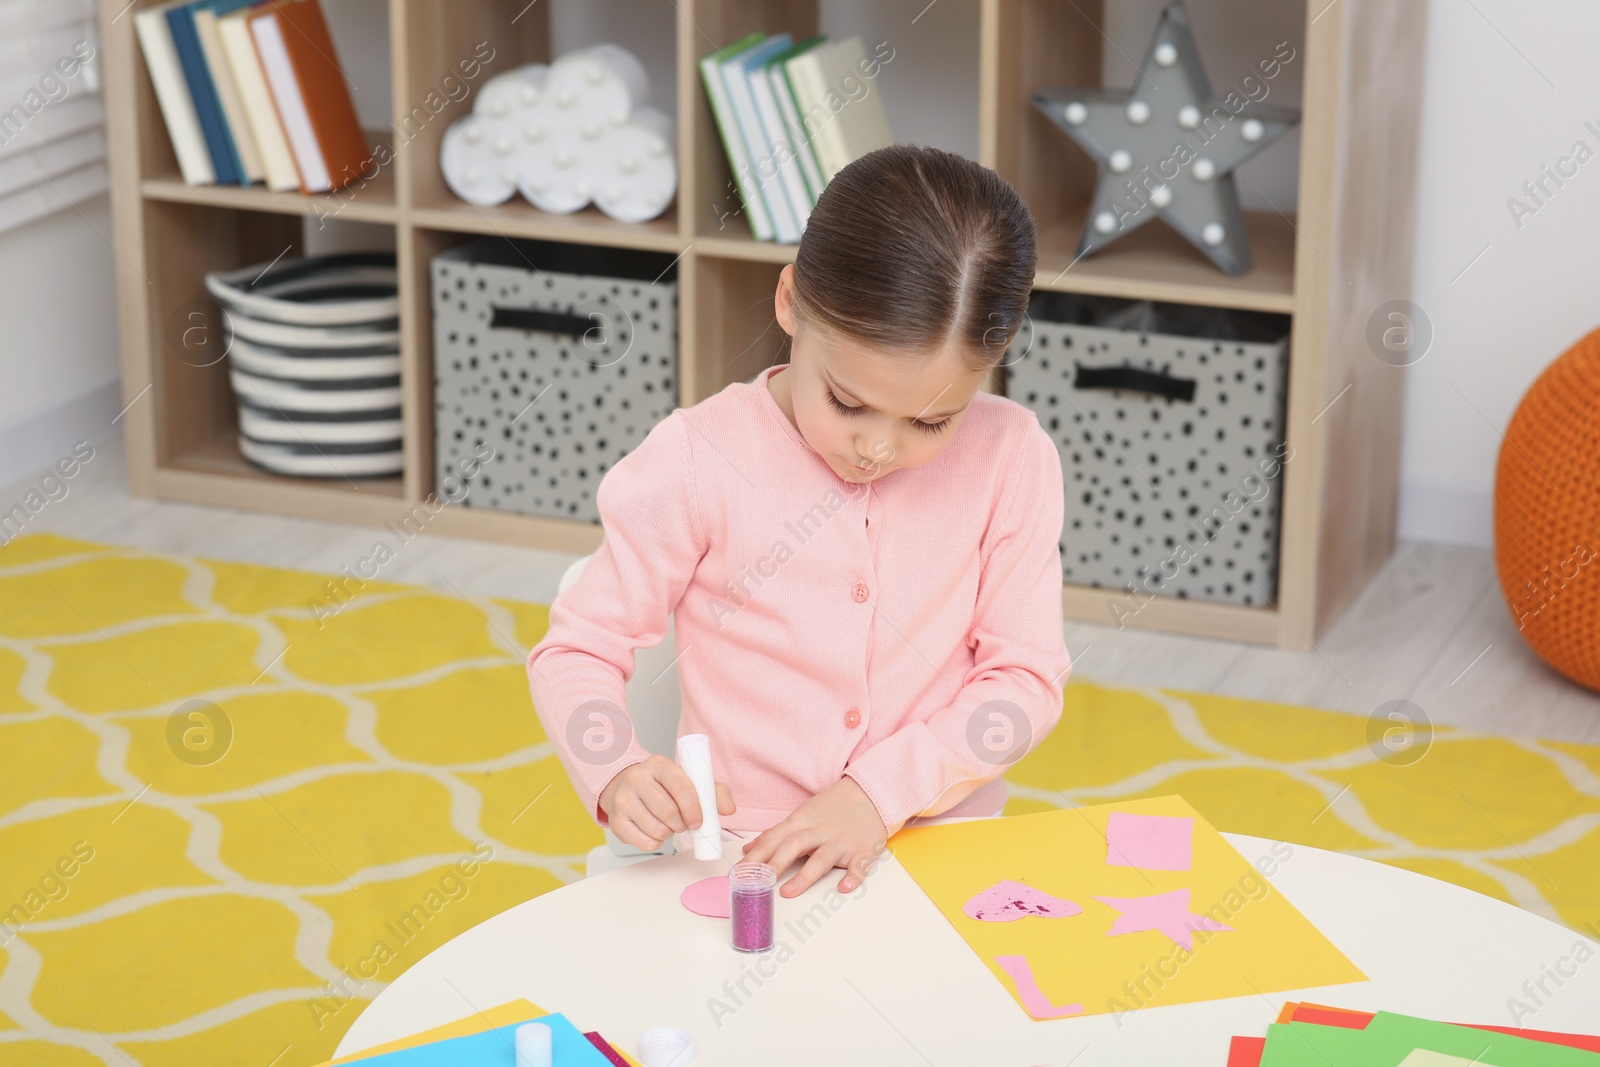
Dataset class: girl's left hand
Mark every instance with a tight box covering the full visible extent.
[738,776,887,898]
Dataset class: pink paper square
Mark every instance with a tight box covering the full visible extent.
[1105,811,1193,871]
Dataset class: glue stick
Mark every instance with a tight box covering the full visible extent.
[675,733,722,860]
[514,1021,551,1067]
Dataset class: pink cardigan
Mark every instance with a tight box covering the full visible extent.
[526,363,1072,837]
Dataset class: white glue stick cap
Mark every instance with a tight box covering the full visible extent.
[514,1022,551,1067]
[675,734,722,860]
[639,1026,695,1066]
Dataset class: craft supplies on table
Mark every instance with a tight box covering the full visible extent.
[1228,1001,1600,1065]
[675,734,722,860]
[728,861,777,953]
[637,1026,696,1067]
[886,795,1365,1021]
[515,1021,552,1067]
[307,997,645,1066]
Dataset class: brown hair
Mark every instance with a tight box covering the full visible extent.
[789,143,1037,374]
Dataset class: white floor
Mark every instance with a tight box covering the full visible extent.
[7,434,1598,746]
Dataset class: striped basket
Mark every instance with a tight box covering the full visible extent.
[204,252,403,479]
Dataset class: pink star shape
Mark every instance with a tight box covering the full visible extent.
[1092,887,1233,951]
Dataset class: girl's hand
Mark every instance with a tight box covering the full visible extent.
[738,776,887,898]
[599,754,737,852]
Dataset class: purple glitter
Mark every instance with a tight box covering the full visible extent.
[729,862,775,952]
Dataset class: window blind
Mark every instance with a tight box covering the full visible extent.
[0,0,104,235]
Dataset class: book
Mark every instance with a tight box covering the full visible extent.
[133,0,215,185]
[748,35,821,231]
[166,0,244,183]
[217,4,301,191]
[720,32,800,243]
[785,35,893,183]
[248,0,372,195]
[194,2,266,184]
[698,31,770,241]
[769,35,828,207]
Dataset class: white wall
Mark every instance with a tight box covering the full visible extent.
[0,193,121,488]
[1399,0,1600,546]
[8,0,1596,548]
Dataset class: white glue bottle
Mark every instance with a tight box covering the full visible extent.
[676,733,723,860]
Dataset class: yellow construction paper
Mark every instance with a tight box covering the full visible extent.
[888,795,1366,1021]
[310,998,644,1067]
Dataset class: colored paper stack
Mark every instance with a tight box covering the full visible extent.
[699,31,894,243]
[134,0,373,193]
[1229,1002,1600,1065]
[309,998,644,1067]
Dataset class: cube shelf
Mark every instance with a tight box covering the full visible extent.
[103,0,1427,647]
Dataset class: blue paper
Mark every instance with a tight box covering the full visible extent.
[345,1012,612,1066]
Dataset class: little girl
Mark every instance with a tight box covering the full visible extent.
[527,143,1072,900]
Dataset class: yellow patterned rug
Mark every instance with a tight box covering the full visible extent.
[1,533,1597,1067]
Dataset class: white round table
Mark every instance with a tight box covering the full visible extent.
[334,820,1600,1066]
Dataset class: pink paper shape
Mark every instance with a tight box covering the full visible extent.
[680,875,729,918]
[962,879,1083,922]
[993,954,1084,1019]
[1105,811,1194,871]
[1092,887,1233,951]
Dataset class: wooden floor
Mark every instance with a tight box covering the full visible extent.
[9,435,1598,746]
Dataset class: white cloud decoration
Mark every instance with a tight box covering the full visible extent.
[440,44,676,223]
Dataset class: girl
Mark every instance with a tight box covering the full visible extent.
[527,143,1072,900]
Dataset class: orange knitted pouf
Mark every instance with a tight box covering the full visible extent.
[1494,325,1600,693]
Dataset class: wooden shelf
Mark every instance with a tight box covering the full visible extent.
[103,0,1428,649]
[1062,582,1282,646]
[139,133,399,222]
[1034,209,1297,314]
[694,233,799,265]
[154,433,405,523]
[140,173,399,224]
[411,197,683,253]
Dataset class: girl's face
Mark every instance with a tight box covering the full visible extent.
[772,264,992,484]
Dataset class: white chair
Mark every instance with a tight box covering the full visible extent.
[556,554,690,877]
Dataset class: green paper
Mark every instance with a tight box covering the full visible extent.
[1260,1021,1368,1066]
[1261,1013,1600,1067]
[1366,1012,1600,1067]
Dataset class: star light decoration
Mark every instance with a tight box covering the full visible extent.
[1032,1,1300,276]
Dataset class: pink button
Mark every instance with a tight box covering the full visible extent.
[844,708,861,728]
[852,581,869,602]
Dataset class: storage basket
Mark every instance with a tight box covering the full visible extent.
[1004,292,1292,609]
[205,252,402,479]
[431,235,679,520]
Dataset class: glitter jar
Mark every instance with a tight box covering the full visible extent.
[729,861,776,952]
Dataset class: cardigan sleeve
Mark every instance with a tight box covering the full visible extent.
[842,419,1071,836]
[526,410,708,828]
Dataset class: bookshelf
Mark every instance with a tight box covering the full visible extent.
[102,0,1428,648]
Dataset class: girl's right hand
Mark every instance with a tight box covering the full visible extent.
[598,754,737,852]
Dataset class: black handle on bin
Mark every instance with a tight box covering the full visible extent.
[1073,362,1197,403]
[490,305,603,340]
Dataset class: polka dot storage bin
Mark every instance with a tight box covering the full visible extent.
[1003,291,1292,609]
[431,235,678,521]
